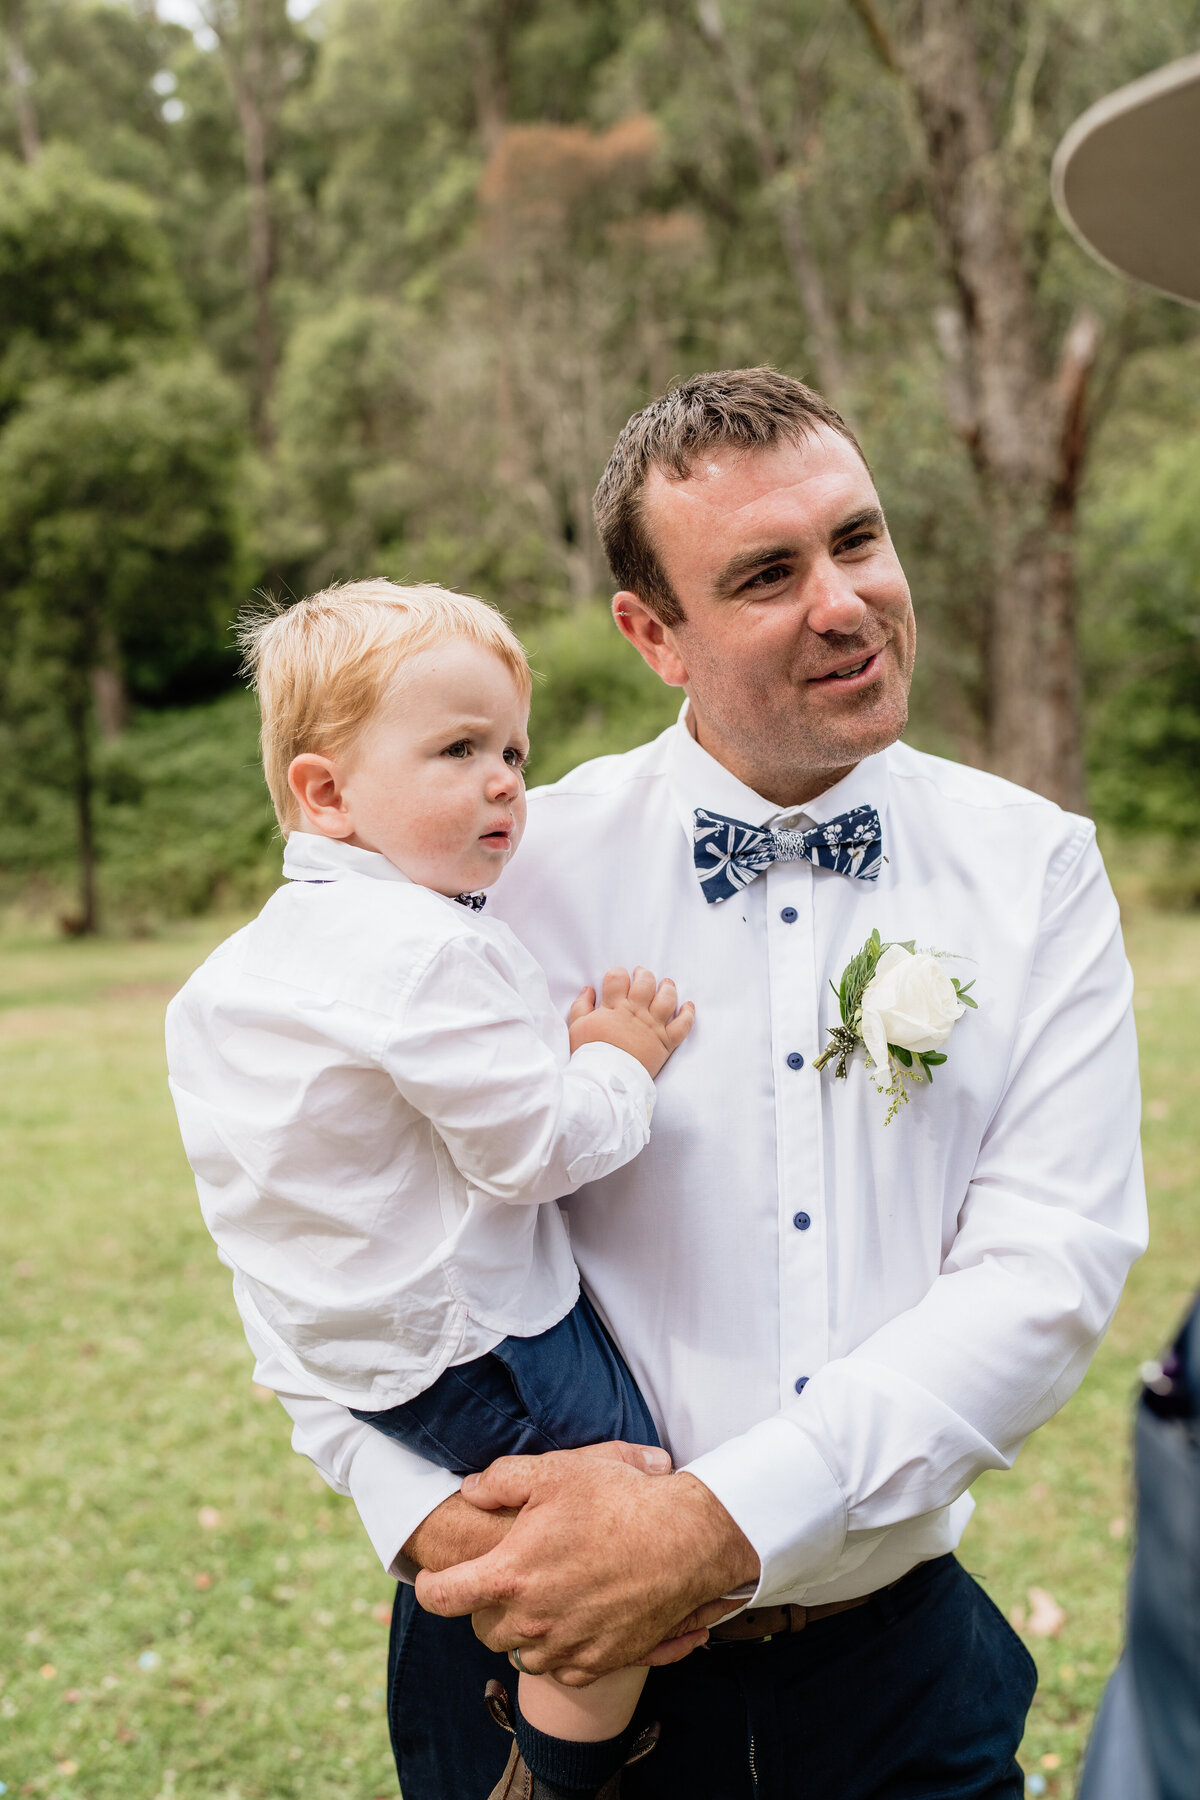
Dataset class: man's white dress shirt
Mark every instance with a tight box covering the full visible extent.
[233,717,1147,1609]
[165,831,655,1410]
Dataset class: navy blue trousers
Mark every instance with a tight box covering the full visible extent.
[352,1292,660,1473]
[387,1554,1036,1798]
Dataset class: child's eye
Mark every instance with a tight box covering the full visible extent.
[503,746,527,769]
[443,740,471,758]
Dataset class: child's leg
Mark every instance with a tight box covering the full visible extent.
[517,1665,646,1742]
[493,1665,649,1796]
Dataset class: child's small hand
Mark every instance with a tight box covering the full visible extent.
[567,966,695,1079]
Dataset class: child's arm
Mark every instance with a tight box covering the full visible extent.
[380,941,693,1209]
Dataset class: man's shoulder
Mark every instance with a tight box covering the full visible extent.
[527,728,674,815]
[891,740,1054,812]
[889,742,1094,860]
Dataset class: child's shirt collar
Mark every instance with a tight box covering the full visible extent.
[281,830,413,886]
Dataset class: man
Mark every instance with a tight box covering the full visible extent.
[243,368,1146,1798]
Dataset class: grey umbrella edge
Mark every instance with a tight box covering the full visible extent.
[1051,49,1200,309]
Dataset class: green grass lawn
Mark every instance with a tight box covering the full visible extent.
[1,906,1196,1799]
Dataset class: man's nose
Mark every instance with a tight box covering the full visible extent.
[802,558,869,636]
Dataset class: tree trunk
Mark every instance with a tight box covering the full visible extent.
[3,23,40,163]
[1042,307,1102,811]
[775,184,849,403]
[694,0,848,403]
[236,0,276,445]
[90,621,130,742]
[209,0,278,445]
[469,0,521,487]
[65,672,98,936]
[852,0,1094,813]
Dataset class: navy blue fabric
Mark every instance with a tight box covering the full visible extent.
[351,1292,660,1476]
[692,804,884,903]
[1078,1294,1200,1800]
[386,1554,1036,1798]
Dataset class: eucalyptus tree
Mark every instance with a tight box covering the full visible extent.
[0,356,244,933]
[0,148,245,931]
[627,0,1199,809]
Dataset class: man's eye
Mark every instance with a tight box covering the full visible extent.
[838,532,875,554]
[444,740,471,758]
[744,565,789,592]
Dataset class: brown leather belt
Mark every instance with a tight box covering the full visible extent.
[707,1577,903,1645]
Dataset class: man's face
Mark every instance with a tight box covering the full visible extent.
[630,427,916,804]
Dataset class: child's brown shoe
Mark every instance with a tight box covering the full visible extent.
[483,1680,659,1799]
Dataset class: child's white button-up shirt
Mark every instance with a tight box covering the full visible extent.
[165,831,655,1411]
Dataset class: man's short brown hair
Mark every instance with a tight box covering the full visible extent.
[592,367,867,626]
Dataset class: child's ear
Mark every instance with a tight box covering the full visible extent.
[287,753,354,838]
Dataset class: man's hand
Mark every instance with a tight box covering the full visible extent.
[402,1492,517,1574]
[413,1448,760,1685]
[402,1439,671,1574]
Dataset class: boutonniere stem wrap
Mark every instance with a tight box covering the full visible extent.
[813,929,977,1122]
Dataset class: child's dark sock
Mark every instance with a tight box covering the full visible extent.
[512,1709,639,1796]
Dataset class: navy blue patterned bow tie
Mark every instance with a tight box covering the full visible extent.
[693,805,883,904]
[454,891,487,912]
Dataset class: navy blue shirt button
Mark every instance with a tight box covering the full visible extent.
[794,1376,809,1394]
[780,906,798,923]
[793,1211,811,1231]
[786,1051,804,1070]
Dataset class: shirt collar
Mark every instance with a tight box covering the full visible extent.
[281,831,415,886]
[666,700,892,842]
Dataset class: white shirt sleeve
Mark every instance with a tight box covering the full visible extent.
[223,933,659,1575]
[243,1321,457,1578]
[685,831,1148,1600]
[382,935,655,1206]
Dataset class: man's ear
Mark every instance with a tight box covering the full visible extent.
[612,593,689,689]
[287,753,355,838]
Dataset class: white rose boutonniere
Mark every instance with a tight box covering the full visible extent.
[813,928,977,1122]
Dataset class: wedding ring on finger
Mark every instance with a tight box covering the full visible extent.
[508,1647,529,1675]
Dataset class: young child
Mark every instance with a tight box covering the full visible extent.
[166,580,694,1799]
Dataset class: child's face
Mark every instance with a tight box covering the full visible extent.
[327,640,529,896]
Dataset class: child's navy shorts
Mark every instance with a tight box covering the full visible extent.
[349,1292,660,1476]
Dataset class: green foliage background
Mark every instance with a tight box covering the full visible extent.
[0,0,1196,927]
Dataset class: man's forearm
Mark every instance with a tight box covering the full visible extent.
[402,1492,517,1573]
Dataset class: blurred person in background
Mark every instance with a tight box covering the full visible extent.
[1053,53,1200,1800]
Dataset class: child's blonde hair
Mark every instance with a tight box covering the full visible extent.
[238,579,532,831]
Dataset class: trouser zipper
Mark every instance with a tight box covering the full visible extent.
[748,1730,759,1792]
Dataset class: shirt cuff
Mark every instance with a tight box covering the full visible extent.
[683,1414,847,1604]
[568,1040,657,1126]
[341,1427,460,1582]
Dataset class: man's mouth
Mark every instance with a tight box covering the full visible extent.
[810,650,883,684]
